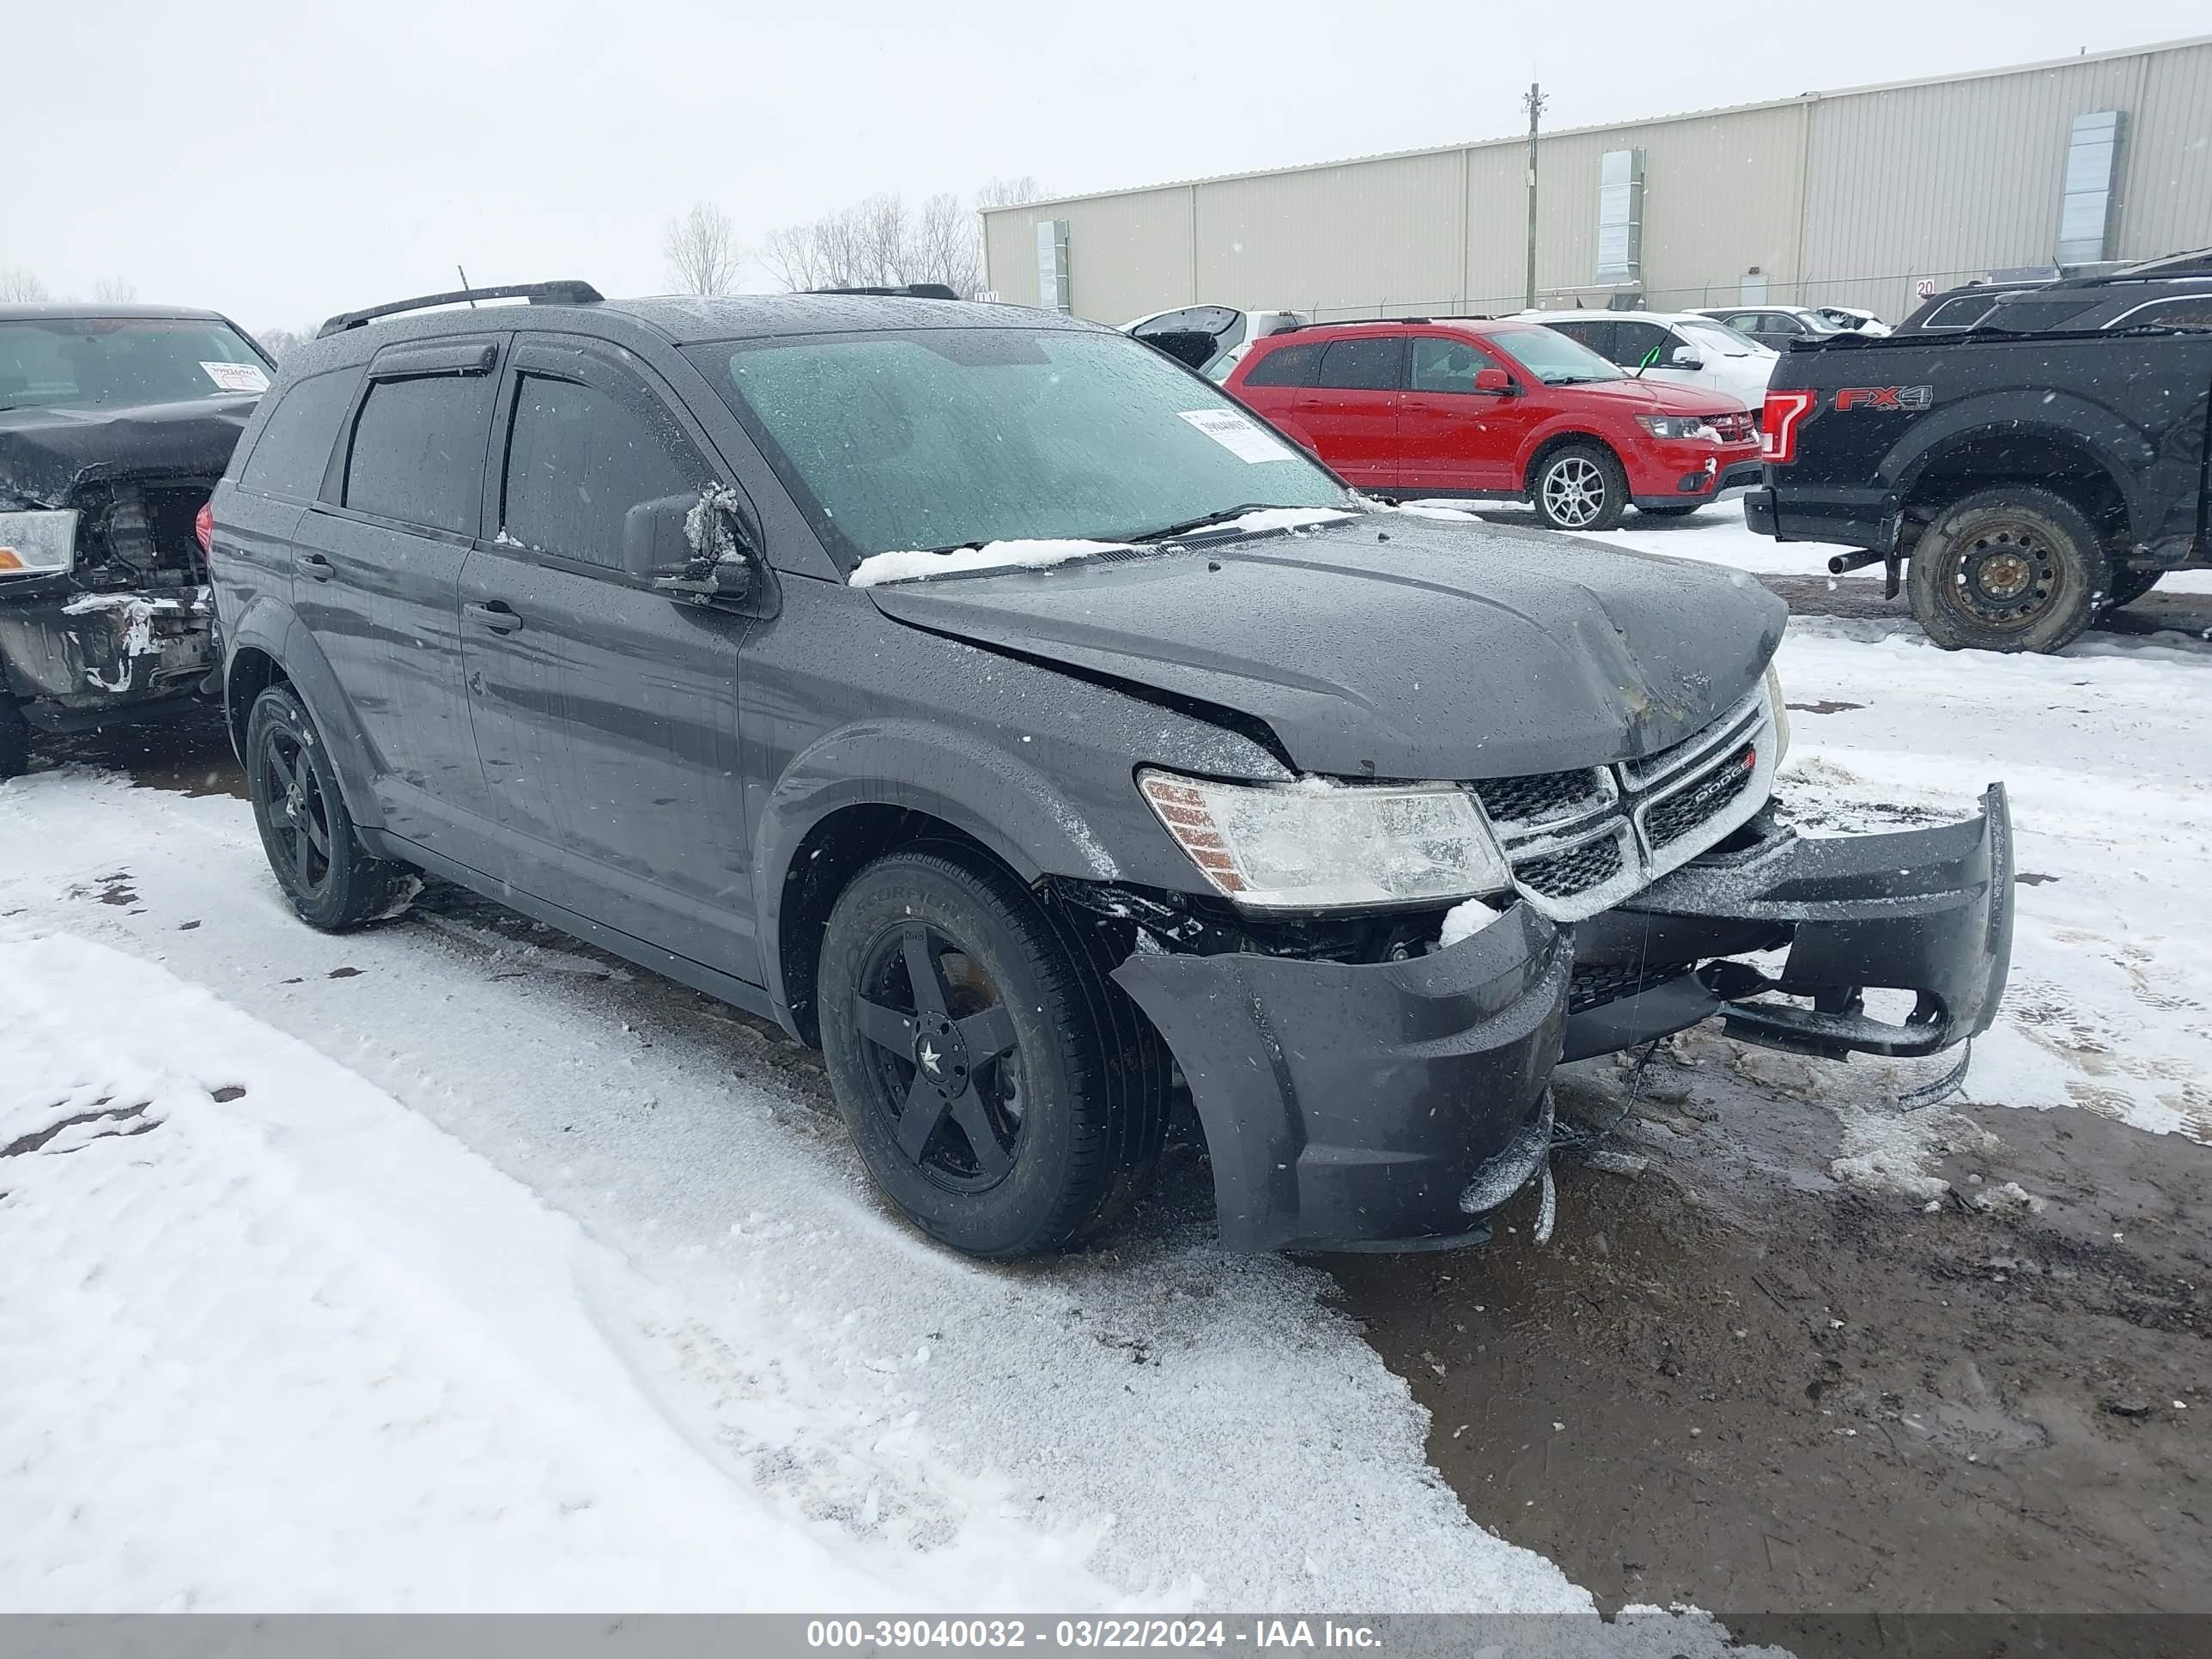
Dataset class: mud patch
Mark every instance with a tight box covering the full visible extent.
[1332,1092,2209,1620]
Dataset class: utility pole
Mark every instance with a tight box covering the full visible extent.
[1523,82,1547,311]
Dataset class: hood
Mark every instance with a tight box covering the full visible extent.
[0,397,257,507]
[1560,377,1745,416]
[866,515,1786,780]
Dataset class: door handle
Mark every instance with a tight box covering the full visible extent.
[465,599,523,635]
[297,553,334,581]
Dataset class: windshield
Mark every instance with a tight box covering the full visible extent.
[1484,326,1622,386]
[692,327,1351,567]
[1678,320,1765,358]
[0,318,270,413]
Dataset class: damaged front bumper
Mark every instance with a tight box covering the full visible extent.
[1111,786,2012,1253]
[0,584,216,722]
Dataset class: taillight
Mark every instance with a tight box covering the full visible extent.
[194,501,215,556]
[1759,390,1818,463]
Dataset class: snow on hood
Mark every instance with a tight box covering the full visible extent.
[847,510,1353,589]
[868,513,1786,778]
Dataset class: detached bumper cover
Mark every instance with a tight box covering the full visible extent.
[1113,787,2012,1254]
[1113,904,1568,1253]
[1582,784,2014,1061]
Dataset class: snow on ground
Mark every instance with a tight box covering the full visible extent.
[0,776,1600,1618]
[1766,619,2212,1146]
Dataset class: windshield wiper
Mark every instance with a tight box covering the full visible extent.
[1126,503,1303,543]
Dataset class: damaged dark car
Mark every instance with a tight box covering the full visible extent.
[207,284,2014,1260]
[0,305,272,777]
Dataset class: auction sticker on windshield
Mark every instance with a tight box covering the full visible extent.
[201,361,270,394]
[1179,407,1297,463]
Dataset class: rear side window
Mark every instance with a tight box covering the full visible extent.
[240,368,359,501]
[1544,319,1610,357]
[1243,341,1322,388]
[343,374,494,535]
[1315,337,1404,391]
[1918,294,2002,329]
[500,375,701,568]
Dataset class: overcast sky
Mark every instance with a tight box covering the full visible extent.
[9,1,2206,332]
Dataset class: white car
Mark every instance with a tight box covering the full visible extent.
[1125,306,1306,379]
[1521,310,1777,410]
[1813,304,1891,336]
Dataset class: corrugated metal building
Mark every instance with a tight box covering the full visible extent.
[982,35,2212,327]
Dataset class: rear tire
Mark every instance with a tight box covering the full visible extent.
[1907,487,2109,653]
[1530,443,1630,532]
[246,685,414,930]
[0,698,27,781]
[817,847,1168,1259]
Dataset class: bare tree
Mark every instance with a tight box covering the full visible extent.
[756,179,1046,300]
[0,267,49,302]
[975,175,1048,211]
[256,327,313,363]
[93,277,138,304]
[662,203,739,295]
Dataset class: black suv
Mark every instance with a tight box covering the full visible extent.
[207,281,2014,1259]
[2,304,274,776]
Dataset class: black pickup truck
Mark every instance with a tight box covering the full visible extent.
[1744,263,2211,653]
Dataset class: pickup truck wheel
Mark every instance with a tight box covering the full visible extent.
[2103,568,2161,611]
[0,698,27,781]
[246,685,414,931]
[1531,444,1629,532]
[818,848,1166,1260]
[1908,488,2110,653]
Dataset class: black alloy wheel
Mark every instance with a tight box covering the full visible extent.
[246,684,416,931]
[853,921,1026,1190]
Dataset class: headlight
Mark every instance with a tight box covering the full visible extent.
[0,510,79,577]
[1139,769,1511,910]
[1635,415,1723,442]
[1765,660,1792,765]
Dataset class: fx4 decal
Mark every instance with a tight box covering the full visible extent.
[1835,385,1935,411]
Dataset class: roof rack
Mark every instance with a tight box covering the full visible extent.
[1279,315,1498,332]
[316,280,605,339]
[806,283,963,301]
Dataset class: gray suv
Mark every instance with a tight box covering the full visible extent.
[206,281,2014,1260]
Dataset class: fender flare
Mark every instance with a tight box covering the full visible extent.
[1884,393,2148,520]
[1516,425,1618,489]
[752,720,1127,1017]
[225,601,387,831]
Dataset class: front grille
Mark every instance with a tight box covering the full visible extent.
[1471,766,1606,828]
[1515,833,1624,901]
[1710,411,1756,444]
[1644,743,1757,849]
[1568,960,1692,1014]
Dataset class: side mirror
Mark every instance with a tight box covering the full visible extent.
[1670,347,1705,370]
[1473,367,1512,394]
[635,489,761,605]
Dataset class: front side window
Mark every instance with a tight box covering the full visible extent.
[501,375,700,568]
[343,374,494,536]
[1315,337,1404,392]
[1611,320,1670,368]
[1410,337,1486,393]
[1485,326,1621,386]
[0,317,270,414]
[691,326,1348,566]
[2112,295,2212,330]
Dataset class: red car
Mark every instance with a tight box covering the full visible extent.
[1222,318,1763,532]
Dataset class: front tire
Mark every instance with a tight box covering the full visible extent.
[817,847,1167,1259]
[246,685,414,930]
[1530,443,1630,532]
[1908,487,2109,653]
